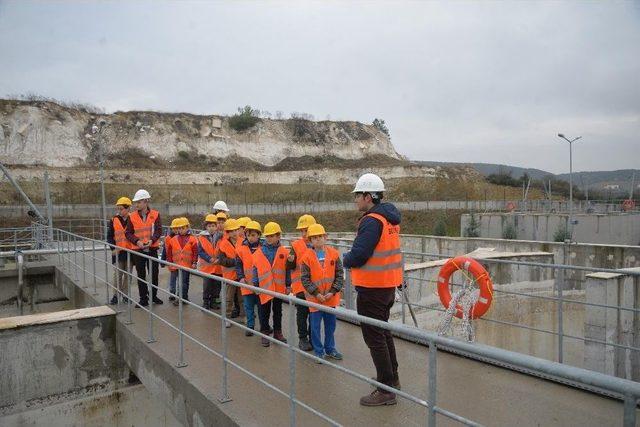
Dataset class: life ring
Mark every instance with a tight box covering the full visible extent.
[622,199,635,212]
[437,256,493,319]
[506,201,516,212]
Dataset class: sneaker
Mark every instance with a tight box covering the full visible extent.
[314,353,326,364]
[203,301,211,310]
[327,350,343,360]
[137,300,149,308]
[109,295,118,305]
[298,338,313,352]
[172,299,179,306]
[152,297,164,305]
[230,309,240,318]
[273,331,287,343]
[245,328,254,337]
[261,336,270,347]
[169,295,176,301]
[122,296,129,304]
[359,390,397,407]
[266,326,274,335]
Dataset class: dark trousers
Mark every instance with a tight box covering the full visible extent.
[203,275,221,304]
[257,298,283,333]
[296,292,311,340]
[356,287,399,391]
[133,248,159,303]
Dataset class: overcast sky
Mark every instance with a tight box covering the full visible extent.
[1,0,638,173]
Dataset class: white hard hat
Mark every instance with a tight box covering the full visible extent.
[213,200,230,212]
[352,173,385,193]
[132,189,151,202]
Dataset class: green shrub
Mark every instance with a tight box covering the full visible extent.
[553,225,571,242]
[464,212,480,237]
[502,222,517,239]
[228,105,260,131]
[177,150,190,160]
[432,213,448,236]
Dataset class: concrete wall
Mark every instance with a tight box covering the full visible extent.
[0,307,130,416]
[460,212,640,245]
[584,269,640,381]
[1,384,180,427]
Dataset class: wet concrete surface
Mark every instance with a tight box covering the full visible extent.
[61,250,638,426]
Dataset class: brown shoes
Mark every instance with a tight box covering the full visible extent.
[273,331,287,343]
[360,389,397,406]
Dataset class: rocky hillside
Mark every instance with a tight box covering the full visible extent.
[0,99,403,169]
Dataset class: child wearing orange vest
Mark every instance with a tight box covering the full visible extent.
[216,218,243,325]
[197,214,220,310]
[165,217,198,305]
[252,222,290,347]
[300,224,344,362]
[236,221,262,336]
[162,226,177,300]
[106,197,135,305]
[286,214,316,351]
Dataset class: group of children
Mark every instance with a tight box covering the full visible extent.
[162,211,344,361]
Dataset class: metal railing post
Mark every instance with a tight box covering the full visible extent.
[176,268,188,368]
[558,241,567,364]
[428,341,437,427]
[623,394,637,427]
[92,239,98,295]
[73,236,79,281]
[288,297,297,427]
[13,230,17,252]
[81,238,87,287]
[218,279,232,403]
[56,229,62,266]
[125,250,134,325]
[104,243,110,305]
[344,269,353,310]
[147,263,156,344]
[401,255,406,325]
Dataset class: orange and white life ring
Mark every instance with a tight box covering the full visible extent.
[437,256,493,319]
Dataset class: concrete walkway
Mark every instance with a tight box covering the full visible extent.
[60,250,636,426]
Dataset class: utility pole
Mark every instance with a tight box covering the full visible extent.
[557,133,582,240]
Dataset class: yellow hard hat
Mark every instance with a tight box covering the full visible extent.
[116,197,132,207]
[296,214,317,230]
[245,220,262,233]
[263,222,282,236]
[216,212,228,220]
[237,216,251,228]
[224,218,241,231]
[306,223,326,238]
[170,217,189,228]
[204,214,218,223]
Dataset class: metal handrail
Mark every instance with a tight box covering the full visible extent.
[44,225,640,426]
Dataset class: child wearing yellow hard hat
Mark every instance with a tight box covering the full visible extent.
[236,220,263,336]
[197,213,222,310]
[165,217,198,305]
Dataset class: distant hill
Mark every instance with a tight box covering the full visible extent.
[414,161,639,192]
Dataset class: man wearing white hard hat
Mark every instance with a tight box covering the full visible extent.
[213,200,230,215]
[125,189,164,307]
[343,173,402,407]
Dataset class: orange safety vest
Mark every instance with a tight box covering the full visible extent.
[167,234,198,269]
[253,245,289,304]
[290,238,311,295]
[237,242,257,296]
[129,209,160,248]
[197,234,218,275]
[351,213,403,288]
[113,216,135,250]
[218,236,238,281]
[165,235,177,272]
[301,246,341,312]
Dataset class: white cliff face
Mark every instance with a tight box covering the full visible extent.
[0,100,401,168]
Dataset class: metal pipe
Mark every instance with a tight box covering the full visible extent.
[219,280,232,403]
[125,250,133,325]
[176,268,187,368]
[16,252,24,315]
[428,341,437,426]
[0,161,46,221]
[289,296,297,427]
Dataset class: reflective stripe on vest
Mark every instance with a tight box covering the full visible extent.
[113,216,134,250]
[290,238,310,295]
[351,212,403,288]
[253,246,289,304]
[237,243,257,296]
[218,237,238,281]
[129,209,160,248]
[301,246,340,312]
[197,235,217,274]
[168,235,197,268]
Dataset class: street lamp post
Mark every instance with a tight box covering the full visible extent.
[92,120,108,240]
[557,133,581,240]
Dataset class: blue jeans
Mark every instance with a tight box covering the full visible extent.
[309,311,337,356]
[243,294,259,329]
[169,270,191,299]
